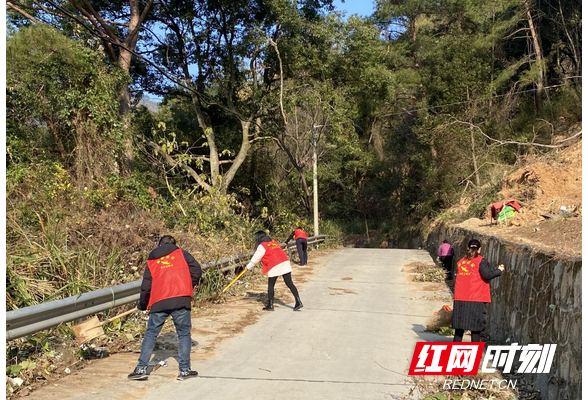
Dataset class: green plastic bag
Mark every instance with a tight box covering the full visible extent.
[497,205,516,222]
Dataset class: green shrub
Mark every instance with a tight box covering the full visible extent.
[465,182,503,219]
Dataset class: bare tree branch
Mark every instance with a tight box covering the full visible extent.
[139,135,212,192]
[269,38,288,126]
[78,0,120,44]
[164,174,187,216]
[7,1,40,23]
[443,115,582,148]
[504,27,530,39]
[127,0,154,44]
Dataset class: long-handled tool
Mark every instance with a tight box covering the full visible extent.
[212,268,248,301]
[152,360,168,373]
[72,307,137,344]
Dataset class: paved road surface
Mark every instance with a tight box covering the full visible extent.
[33,248,452,400]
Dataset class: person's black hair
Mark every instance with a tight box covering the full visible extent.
[254,230,268,247]
[468,239,481,248]
[158,235,176,246]
[443,239,448,243]
[466,239,481,259]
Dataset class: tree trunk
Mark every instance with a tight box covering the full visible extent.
[523,0,545,110]
[116,1,138,175]
[117,81,133,175]
[410,18,419,68]
[220,120,251,194]
[557,0,580,79]
[298,168,312,213]
[276,133,312,214]
[470,128,480,186]
[116,0,153,175]
[186,80,220,189]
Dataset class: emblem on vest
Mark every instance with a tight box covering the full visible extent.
[458,261,472,275]
[156,255,176,269]
[267,240,280,249]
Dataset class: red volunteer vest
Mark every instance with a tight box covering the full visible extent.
[294,229,308,240]
[146,248,193,309]
[260,240,290,274]
[454,255,491,303]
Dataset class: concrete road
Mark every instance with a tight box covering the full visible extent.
[139,248,450,400]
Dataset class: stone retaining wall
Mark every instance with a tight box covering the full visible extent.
[425,224,581,400]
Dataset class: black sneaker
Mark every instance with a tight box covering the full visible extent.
[128,366,148,380]
[177,369,198,381]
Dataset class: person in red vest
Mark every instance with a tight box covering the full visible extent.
[285,226,309,266]
[128,235,202,381]
[452,239,504,343]
[246,230,303,311]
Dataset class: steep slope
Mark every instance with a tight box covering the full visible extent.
[456,139,582,257]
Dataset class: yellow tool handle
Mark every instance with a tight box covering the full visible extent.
[104,307,138,324]
[221,269,247,294]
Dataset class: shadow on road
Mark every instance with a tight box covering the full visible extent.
[245,291,295,310]
[144,331,199,373]
[273,298,294,310]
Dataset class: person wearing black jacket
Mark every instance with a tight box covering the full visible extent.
[452,239,504,343]
[285,227,308,266]
[128,235,202,381]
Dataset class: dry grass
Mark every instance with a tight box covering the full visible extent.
[425,307,453,333]
[403,261,437,273]
[405,371,519,400]
[413,268,446,283]
[403,262,447,285]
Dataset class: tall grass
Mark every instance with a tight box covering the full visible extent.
[195,265,228,300]
[6,216,127,310]
[318,219,344,248]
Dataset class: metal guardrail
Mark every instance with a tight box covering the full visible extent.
[6,235,326,340]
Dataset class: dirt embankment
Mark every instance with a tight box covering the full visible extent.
[456,139,582,257]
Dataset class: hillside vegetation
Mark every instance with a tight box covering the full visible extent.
[343,125,582,250]
[438,136,582,257]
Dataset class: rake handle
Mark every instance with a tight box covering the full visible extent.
[104,307,138,324]
[221,269,247,294]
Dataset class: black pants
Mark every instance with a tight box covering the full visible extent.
[439,256,453,279]
[268,272,300,301]
[296,238,308,265]
[453,329,482,343]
